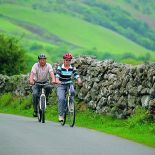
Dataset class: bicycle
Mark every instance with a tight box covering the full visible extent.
[35,82,49,123]
[60,83,75,127]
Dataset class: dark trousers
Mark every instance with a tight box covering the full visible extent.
[32,84,52,112]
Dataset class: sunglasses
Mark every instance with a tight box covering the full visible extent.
[65,59,71,61]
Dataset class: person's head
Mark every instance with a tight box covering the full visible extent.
[63,53,72,66]
[38,53,47,67]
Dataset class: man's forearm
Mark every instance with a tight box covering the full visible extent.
[50,72,56,83]
[29,72,34,84]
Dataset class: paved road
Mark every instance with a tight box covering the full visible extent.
[0,113,155,155]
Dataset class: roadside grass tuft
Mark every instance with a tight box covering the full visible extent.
[0,93,12,107]
[126,107,148,128]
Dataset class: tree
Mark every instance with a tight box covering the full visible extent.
[0,33,26,75]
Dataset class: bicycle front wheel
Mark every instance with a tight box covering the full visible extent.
[68,101,75,127]
[42,109,45,123]
[37,104,42,122]
[41,96,46,123]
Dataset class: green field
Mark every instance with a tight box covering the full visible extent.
[0,0,155,68]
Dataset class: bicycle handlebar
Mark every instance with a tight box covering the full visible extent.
[35,82,49,86]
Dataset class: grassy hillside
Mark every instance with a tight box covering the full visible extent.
[0,0,155,70]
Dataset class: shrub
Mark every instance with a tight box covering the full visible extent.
[11,99,20,109]
[127,107,148,128]
[0,33,27,75]
[20,95,32,110]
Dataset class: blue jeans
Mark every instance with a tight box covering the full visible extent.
[32,83,52,112]
[57,84,75,116]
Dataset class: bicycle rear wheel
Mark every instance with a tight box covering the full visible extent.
[38,95,46,123]
[68,99,75,127]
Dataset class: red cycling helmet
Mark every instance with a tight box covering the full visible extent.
[63,53,73,59]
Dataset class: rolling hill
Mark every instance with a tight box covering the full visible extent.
[0,0,155,69]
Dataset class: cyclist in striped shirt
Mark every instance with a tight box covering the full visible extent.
[56,53,82,122]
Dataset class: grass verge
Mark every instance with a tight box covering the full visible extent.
[0,93,155,148]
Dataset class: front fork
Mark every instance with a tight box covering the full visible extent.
[39,88,46,110]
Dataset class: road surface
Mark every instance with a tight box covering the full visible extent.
[0,113,155,155]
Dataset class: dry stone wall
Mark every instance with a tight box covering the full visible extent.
[73,56,155,119]
[0,74,29,96]
[1,56,155,119]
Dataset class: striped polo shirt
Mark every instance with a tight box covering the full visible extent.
[56,64,79,83]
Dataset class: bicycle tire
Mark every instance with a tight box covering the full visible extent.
[38,105,42,122]
[41,95,46,110]
[40,95,46,123]
[68,101,75,127]
[42,109,45,123]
